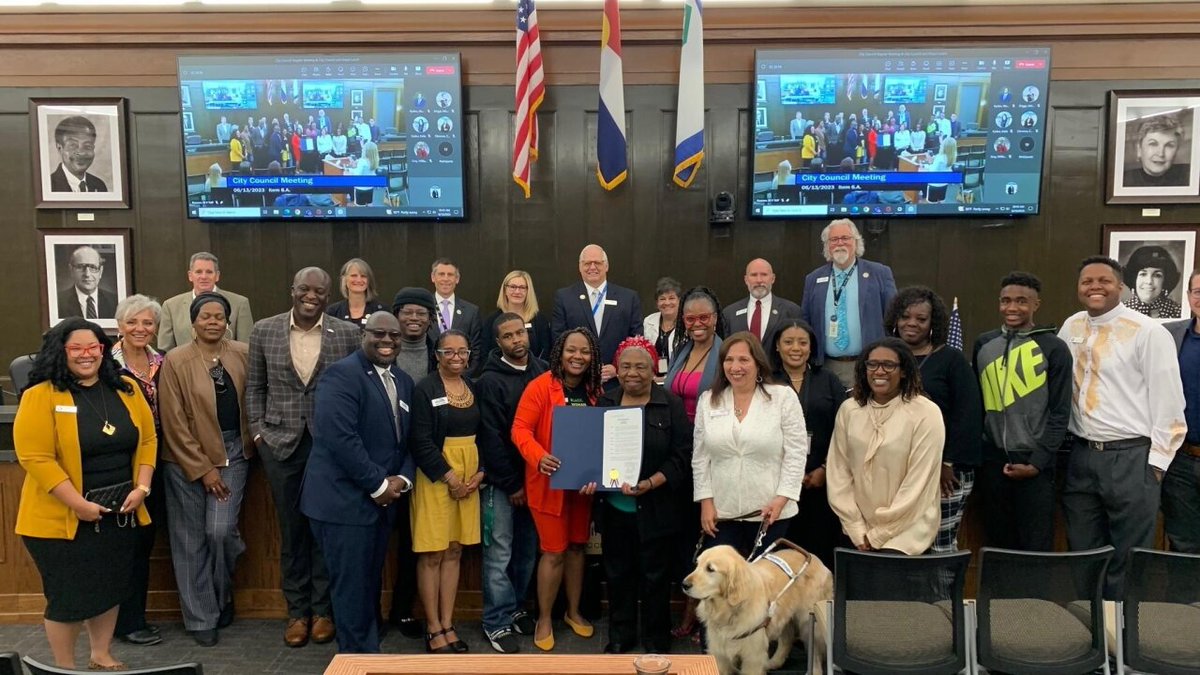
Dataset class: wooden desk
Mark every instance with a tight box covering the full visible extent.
[323,157,356,206]
[897,152,930,203]
[185,148,231,178]
[324,654,717,675]
[754,145,803,174]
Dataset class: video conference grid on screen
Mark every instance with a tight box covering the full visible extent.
[751,47,1052,219]
[178,53,464,221]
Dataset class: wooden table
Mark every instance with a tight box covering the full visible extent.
[323,156,357,205]
[324,654,718,675]
[897,152,930,203]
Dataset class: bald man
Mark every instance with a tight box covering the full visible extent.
[723,258,803,347]
[58,245,118,319]
[551,244,643,385]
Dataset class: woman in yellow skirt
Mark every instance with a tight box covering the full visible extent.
[410,329,484,653]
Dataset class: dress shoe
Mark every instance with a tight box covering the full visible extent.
[392,615,423,639]
[425,630,454,654]
[87,660,127,671]
[443,625,469,653]
[511,610,536,636]
[119,628,162,646]
[218,603,235,629]
[311,616,336,644]
[285,617,310,648]
[191,629,219,647]
[604,642,634,654]
[564,614,594,638]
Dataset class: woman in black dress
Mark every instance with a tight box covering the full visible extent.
[770,319,848,568]
[14,318,157,670]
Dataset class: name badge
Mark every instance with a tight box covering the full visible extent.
[398,400,410,413]
[827,320,840,339]
[1070,337,1084,344]
[604,299,618,306]
[735,307,748,316]
[709,409,730,418]
[816,276,830,283]
[525,322,533,329]
[55,405,78,414]
[431,397,449,407]
[657,358,668,373]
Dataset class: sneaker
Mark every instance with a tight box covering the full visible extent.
[511,610,536,636]
[486,627,521,654]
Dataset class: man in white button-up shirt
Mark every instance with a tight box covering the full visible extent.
[1058,255,1186,598]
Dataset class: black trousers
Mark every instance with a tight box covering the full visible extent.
[1162,451,1200,553]
[787,484,846,570]
[387,495,419,622]
[114,464,166,635]
[976,458,1056,552]
[259,430,332,619]
[600,504,672,650]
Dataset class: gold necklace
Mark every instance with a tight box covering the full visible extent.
[78,383,117,436]
[444,378,475,409]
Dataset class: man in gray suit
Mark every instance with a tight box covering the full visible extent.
[159,252,254,351]
[245,267,361,648]
[722,258,803,348]
[1164,268,1200,553]
[428,257,484,371]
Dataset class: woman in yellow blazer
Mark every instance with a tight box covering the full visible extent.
[15,318,157,671]
[157,292,253,648]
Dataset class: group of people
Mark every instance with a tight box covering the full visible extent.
[13,217,1196,670]
[221,110,381,174]
[787,105,961,170]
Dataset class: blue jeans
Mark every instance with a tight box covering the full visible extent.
[481,484,538,633]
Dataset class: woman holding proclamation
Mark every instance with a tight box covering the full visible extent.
[15,318,157,670]
[596,337,692,654]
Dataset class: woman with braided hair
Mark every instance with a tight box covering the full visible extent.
[595,337,692,653]
[512,327,603,651]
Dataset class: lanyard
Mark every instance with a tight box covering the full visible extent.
[831,264,856,312]
[590,285,607,316]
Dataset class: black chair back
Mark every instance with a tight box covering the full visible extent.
[1123,547,1200,675]
[23,656,203,675]
[9,353,37,399]
[976,546,1113,675]
[832,547,971,675]
[0,652,20,675]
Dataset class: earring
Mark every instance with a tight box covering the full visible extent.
[756,375,763,383]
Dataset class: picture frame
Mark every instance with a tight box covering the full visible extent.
[1106,89,1200,204]
[182,111,195,134]
[755,106,767,128]
[1103,224,1197,321]
[180,85,191,109]
[932,104,945,118]
[351,89,364,107]
[39,230,132,332]
[934,83,948,102]
[30,98,130,209]
[756,80,767,104]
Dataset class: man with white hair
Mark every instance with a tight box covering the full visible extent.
[800,218,897,387]
[551,244,642,386]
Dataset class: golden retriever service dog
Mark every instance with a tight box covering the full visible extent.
[683,544,833,675]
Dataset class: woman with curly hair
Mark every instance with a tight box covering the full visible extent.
[511,327,603,651]
[884,286,982,553]
[826,337,944,554]
[14,318,157,670]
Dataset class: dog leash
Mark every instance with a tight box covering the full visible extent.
[730,539,814,641]
[691,510,770,563]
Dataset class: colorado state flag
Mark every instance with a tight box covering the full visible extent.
[673,0,704,188]
[597,0,627,190]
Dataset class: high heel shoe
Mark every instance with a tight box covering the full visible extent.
[533,620,555,652]
[425,629,454,654]
[443,625,469,653]
[563,614,594,638]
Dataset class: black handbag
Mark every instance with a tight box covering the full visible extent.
[84,480,135,531]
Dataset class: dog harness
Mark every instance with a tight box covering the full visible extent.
[729,540,813,641]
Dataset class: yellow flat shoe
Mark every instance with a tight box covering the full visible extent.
[534,630,555,651]
[564,615,594,638]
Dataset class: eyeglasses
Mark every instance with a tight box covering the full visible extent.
[209,362,227,394]
[366,328,402,340]
[398,308,430,318]
[70,263,103,273]
[505,284,529,291]
[66,343,103,357]
[865,360,900,373]
[436,348,472,359]
[1188,289,1200,299]
[580,261,605,268]
[828,235,855,244]
[683,313,715,326]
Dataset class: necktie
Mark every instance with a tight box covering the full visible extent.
[440,299,452,331]
[381,370,400,440]
[78,180,88,193]
[86,296,97,319]
[591,290,603,335]
[749,299,763,341]
[834,269,851,352]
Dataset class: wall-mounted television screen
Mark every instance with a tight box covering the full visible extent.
[178,52,464,221]
[751,47,1051,219]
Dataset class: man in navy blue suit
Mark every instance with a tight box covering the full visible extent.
[300,312,416,653]
[551,244,642,387]
[800,218,898,387]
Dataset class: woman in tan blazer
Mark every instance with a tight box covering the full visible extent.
[158,292,254,647]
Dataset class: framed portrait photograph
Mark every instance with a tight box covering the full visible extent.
[756,106,767,128]
[1104,225,1197,321]
[1106,90,1200,204]
[182,111,195,134]
[757,80,767,103]
[180,85,191,109]
[351,89,364,107]
[39,230,131,331]
[30,98,129,209]
[932,104,946,118]
[934,83,948,102]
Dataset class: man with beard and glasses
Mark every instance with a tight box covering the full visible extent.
[475,313,548,652]
[245,268,361,647]
[300,312,416,653]
[722,258,802,348]
[801,218,897,387]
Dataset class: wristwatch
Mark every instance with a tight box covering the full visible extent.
[136,484,151,496]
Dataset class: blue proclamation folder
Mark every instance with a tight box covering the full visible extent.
[549,405,641,492]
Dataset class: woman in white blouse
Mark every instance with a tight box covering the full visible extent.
[692,332,808,556]
[826,337,944,555]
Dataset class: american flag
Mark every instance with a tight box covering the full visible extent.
[948,297,963,351]
[513,0,545,199]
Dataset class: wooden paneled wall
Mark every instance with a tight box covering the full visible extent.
[1,3,1199,622]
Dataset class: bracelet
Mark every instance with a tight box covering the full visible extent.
[136,484,151,496]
